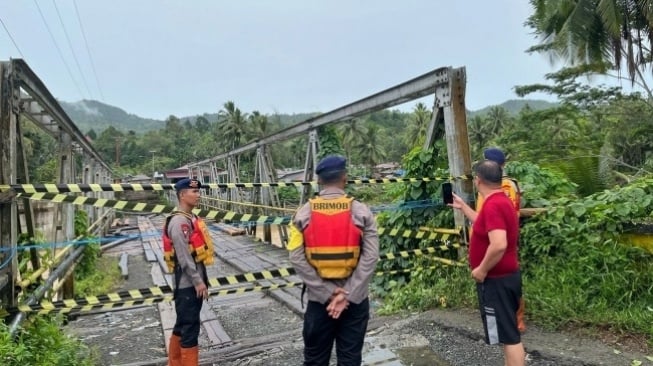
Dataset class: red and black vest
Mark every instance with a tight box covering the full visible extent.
[162,211,215,273]
[303,195,362,279]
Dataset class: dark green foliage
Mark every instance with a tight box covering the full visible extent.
[73,210,101,285]
[504,161,577,208]
[520,178,653,339]
[372,143,452,296]
[277,187,300,206]
[316,125,345,159]
[555,155,606,196]
[0,316,97,365]
[379,264,476,313]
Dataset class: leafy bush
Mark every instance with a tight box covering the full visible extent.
[72,210,122,297]
[372,143,455,297]
[379,264,476,314]
[0,316,97,365]
[379,161,653,344]
[504,161,577,208]
[520,177,653,340]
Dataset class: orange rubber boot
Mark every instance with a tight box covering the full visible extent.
[167,334,182,366]
[517,298,526,333]
[180,345,199,366]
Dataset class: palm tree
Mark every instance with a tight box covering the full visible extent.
[467,115,491,156]
[248,111,269,140]
[216,101,249,150]
[355,124,386,177]
[526,0,653,97]
[338,118,367,167]
[485,106,511,136]
[404,102,432,147]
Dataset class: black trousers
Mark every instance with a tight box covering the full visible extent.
[303,298,369,366]
[173,286,203,348]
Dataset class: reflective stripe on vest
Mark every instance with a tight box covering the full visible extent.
[303,195,362,279]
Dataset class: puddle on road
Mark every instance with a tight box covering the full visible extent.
[395,346,450,366]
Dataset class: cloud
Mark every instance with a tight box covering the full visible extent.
[71,101,100,116]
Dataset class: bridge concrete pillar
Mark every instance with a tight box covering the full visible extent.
[426,67,472,243]
[0,62,19,307]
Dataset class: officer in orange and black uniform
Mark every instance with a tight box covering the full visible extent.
[288,155,379,366]
[163,178,214,366]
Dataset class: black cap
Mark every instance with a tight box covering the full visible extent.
[316,155,346,176]
[174,178,201,191]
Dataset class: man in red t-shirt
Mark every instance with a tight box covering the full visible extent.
[450,160,525,366]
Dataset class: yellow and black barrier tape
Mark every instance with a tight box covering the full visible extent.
[380,245,461,261]
[21,192,292,224]
[18,192,464,243]
[200,196,297,212]
[6,267,298,316]
[1,175,471,194]
[0,281,303,318]
[1,249,463,316]
[1,258,466,316]
[378,227,461,244]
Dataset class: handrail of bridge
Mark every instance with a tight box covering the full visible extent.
[17,208,112,290]
[8,59,112,173]
[188,66,452,167]
[7,209,112,336]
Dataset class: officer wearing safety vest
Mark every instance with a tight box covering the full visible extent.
[288,155,379,366]
[162,178,214,366]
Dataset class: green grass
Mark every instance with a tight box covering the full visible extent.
[75,254,124,297]
[377,246,653,350]
[0,316,98,365]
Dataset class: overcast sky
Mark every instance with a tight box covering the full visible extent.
[2,1,571,120]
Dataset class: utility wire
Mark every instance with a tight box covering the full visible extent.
[32,0,85,99]
[0,15,26,58]
[52,0,93,99]
[72,0,105,101]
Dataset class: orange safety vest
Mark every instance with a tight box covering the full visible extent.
[476,176,521,214]
[162,211,215,273]
[303,195,362,279]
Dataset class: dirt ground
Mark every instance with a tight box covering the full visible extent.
[66,254,167,366]
[64,240,652,366]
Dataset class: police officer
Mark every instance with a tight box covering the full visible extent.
[163,178,213,366]
[288,155,379,366]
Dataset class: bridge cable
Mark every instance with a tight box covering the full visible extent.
[72,0,104,101]
[0,16,26,58]
[51,0,93,99]
[32,0,85,98]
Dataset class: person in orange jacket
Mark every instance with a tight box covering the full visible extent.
[164,178,212,366]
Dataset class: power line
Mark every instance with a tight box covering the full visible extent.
[73,0,105,101]
[32,0,85,99]
[0,15,26,59]
[52,0,93,99]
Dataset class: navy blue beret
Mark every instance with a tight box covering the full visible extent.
[316,155,347,176]
[174,178,201,191]
[484,147,506,165]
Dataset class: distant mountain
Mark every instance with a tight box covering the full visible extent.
[59,99,558,135]
[468,99,558,117]
[60,100,164,135]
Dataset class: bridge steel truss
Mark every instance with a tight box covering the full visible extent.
[0,59,114,307]
[187,66,473,245]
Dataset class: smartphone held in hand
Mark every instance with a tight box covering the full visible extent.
[442,182,453,204]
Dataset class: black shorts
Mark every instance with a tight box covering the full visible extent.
[476,271,522,345]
